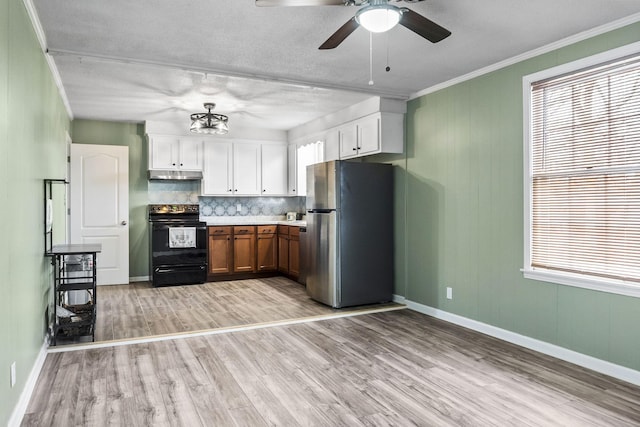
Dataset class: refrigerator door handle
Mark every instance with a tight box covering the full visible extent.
[307,209,335,214]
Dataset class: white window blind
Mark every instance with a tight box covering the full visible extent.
[529,54,640,284]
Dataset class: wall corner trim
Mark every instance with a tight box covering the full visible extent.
[21,0,74,119]
[8,338,49,427]
[403,298,640,387]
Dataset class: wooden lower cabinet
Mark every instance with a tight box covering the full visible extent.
[257,225,278,272]
[277,225,289,273]
[277,225,299,280]
[233,226,256,273]
[207,224,301,281]
[289,227,300,278]
[208,226,232,274]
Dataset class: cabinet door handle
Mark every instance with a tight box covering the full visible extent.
[228,189,232,192]
[357,146,361,150]
[172,163,176,166]
[263,189,266,192]
[180,163,183,166]
[352,147,357,151]
[234,189,238,192]
[292,189,295,192]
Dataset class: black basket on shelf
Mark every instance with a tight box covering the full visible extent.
[57,301,94,337]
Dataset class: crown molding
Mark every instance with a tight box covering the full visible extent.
[410,12,640,100]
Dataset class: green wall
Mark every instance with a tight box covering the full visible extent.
[0,0,71,424]
[385,22,640,372]
[71,120,149,278]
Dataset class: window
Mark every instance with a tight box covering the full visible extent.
[296,140,324,196]
[523,42,640,297]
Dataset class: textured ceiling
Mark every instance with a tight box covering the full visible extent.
[32,0,640,132]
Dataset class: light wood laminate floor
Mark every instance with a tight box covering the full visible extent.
[24,310,640,426]
[94,277,354,342]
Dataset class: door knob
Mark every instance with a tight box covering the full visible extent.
[121,220,127,225]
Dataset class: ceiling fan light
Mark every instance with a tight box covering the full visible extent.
[356,5,401,33]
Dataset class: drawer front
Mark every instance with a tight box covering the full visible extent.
[257,225,277,234]
[289,226,300,238]
[234,225,255,235]
[208,226,232,236]
[278,224,289,235]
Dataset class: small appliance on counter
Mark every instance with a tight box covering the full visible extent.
[148,204,207,286]
[286,211,303,221]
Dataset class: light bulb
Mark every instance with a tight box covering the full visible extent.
[356,5,401,33]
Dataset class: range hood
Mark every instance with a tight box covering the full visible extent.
[148,170,203,181]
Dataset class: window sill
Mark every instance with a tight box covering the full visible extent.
[522,268,640,299]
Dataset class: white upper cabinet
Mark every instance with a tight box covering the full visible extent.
[288,97,405,161]
[149,135,179,169]
[261,144,288,196]
[357,115,381,156]
[148,135,203,170]
[338,122,359,159]
[202,140,289,197]
[319,112,404,161]
[287,144,298,196]
[324,129,339,162]
[178,138,204,170]
[233,142,261,196]
[202,142,233,196]
[339,113,384,159]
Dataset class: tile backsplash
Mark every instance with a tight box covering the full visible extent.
[148,181,305,216]
[200,196,305,217]
[148,181,200,204]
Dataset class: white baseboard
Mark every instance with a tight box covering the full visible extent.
[393,294,640,387]
[129,276,149,283]
[8,337,49,427]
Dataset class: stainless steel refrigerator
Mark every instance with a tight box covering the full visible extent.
[305,160,394,308]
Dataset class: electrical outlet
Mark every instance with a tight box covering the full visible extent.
[10,362,16,388]
[236,203,242,212]
[446,287,453,300]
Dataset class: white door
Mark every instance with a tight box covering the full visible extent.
[71,144,129,285]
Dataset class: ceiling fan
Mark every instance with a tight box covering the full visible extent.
[256,0,451,50]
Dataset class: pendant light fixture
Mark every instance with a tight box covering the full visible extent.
[190,102,229,135]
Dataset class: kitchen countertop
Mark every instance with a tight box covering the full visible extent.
[202,216,306,227]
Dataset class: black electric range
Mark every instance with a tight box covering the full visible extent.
[148,204,207,287]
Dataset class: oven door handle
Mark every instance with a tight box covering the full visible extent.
[155,266,206,274]
[152,223,206,231]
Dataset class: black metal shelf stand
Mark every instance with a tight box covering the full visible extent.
[49,245,101,345]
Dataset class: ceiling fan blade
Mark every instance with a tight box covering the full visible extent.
[319,17,359,50]
[256,0,345,6]
[399,8,451,43]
